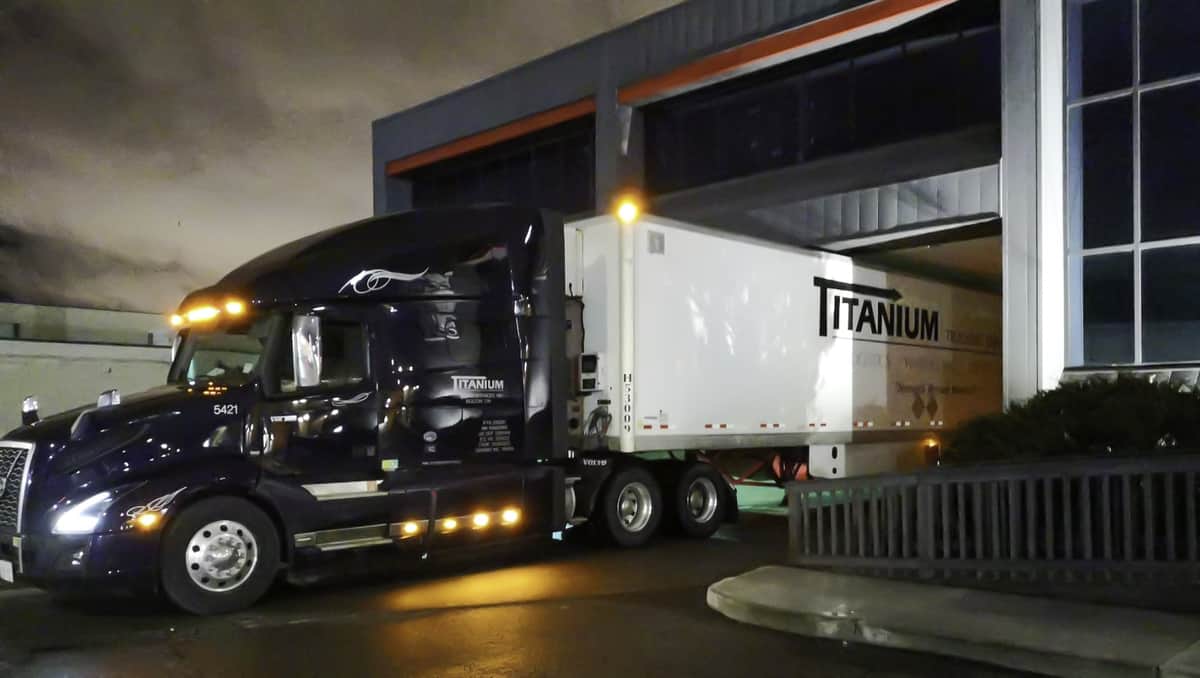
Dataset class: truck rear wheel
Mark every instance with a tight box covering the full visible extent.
[160,496,280,615]
[673,463,726,538]
[596,466,662,547]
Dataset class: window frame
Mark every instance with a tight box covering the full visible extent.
[261,307,374,399]
[1065,0,1200,366]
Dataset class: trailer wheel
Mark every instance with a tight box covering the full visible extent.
[596,466,662,547]
[160,497,280,615]
[673,463,726,538]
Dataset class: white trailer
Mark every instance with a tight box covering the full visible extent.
[564,213,1002,479]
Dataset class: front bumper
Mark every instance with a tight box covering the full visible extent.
[0,527,160,594]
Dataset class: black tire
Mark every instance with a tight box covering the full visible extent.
[160,496,280,615]
[673,463,727,538]
[595,465,662,547]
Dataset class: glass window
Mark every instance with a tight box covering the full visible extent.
[952,27,1002,129]
[320,322,367,387]
[563,136,596,214]
[1143,246,1200,362]
[531,142,565,211]
[1067,0,1133,99]
[720,86,798,180]
[1141,81,1200,242]
[642,1,1000,195]
[409,116,594,215]
[170,316,273,385]
[679,106,721,188]
[1083,253,1134,364]
[907,35,965,136]
[854,46,909,149]
[1140,0,1200,83]
[1073,97,1134,248]
[274,319,367,393]
[802,62,854,160]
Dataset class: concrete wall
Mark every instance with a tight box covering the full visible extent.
[0,303,174,434]
[0,303,171,346]
[0,340,170,435]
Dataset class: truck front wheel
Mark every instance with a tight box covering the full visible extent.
[160,497,280,615]
[596,466,662,547]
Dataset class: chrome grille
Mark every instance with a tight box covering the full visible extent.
[0,444,30,531]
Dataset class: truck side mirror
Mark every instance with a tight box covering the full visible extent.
[292,314,322,389]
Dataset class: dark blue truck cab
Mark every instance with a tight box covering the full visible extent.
[0,207,732,614]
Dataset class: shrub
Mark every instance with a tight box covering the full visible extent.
[943,376,1200,465]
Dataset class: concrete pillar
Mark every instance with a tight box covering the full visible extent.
[1000,0,1043,403]
[1037,0,1066,391]
[593,54,644,214]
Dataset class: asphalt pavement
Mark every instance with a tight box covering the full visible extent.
[0,513,1032,677]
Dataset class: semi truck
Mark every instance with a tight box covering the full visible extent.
[0,205,1001,614]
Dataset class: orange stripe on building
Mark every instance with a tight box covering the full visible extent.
[385,98,597,176]
[618,0,956,105]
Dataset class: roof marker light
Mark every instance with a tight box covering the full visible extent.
[615,197,640,225]
[185,306,220,323]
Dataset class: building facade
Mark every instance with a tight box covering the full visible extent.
[0,303,172,432]
[372,0,1200,403]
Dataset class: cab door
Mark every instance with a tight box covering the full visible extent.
[372,298,531,548]
[253,306,396,547]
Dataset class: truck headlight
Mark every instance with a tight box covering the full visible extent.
[52,491,114,535]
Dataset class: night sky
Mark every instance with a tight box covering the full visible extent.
[0,0,676,312]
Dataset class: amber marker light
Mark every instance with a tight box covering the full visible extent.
[441,517,458,532]
[615,196,640,225]
[185,306,220,323]
[169,314,184,327]
[224,299,246,315]
[402,521,420,536]
[472,512,490,529]
[500,508,520,525]
[134,512,160,530]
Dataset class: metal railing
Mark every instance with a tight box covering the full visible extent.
[789,454,1200,588]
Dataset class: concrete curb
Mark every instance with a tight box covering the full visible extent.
[707,566,1200,678]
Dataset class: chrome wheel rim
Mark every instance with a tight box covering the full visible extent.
[686,477,719,524]
[616,481,653,533]
[185,520,257,592]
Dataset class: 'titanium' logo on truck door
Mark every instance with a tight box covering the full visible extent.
[452,376,506,393]
[813,277,939,342]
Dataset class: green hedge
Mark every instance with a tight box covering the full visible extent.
[943,376,1200,465]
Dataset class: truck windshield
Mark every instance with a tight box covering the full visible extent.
[169,315,274,386]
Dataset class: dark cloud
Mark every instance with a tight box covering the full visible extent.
[0,221,204,310]
[0,0,677,311]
